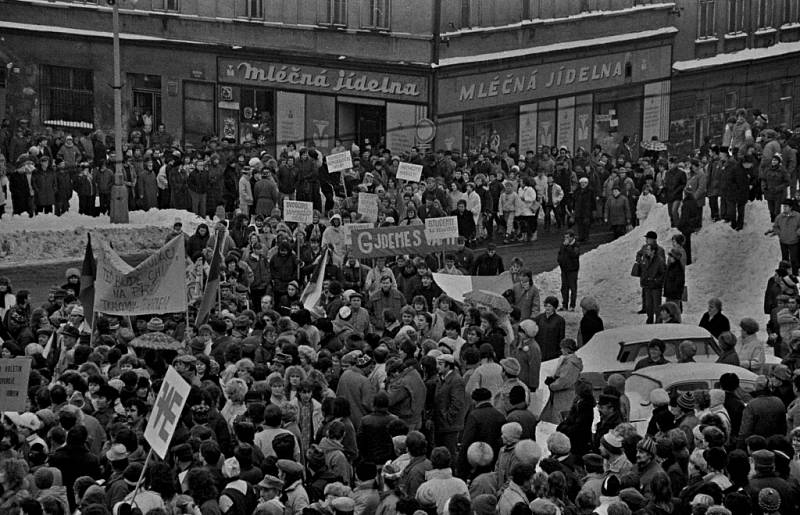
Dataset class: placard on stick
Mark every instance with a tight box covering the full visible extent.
[327,151,354,173]
[358,192,379,222]
[283,200,314,224]
[396,162,423,182]
[425,216,459,241]
[0,357,31,412]
[144,366,191,459]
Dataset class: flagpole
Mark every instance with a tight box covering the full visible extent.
[130,448,154,505]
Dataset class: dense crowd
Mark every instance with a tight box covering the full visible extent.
[0,107,800,515]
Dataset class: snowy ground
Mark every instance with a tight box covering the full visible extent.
[533,200,779,335]
[0,193,206,267]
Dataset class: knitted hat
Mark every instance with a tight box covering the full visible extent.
[499,357,521,377]
[759,487,781,512]
[519,319,539,338]
[146,317,165,332]
[677,391,695,411]
[637,437,657,456]
[547,431,571,456]
[602,432,623,452]
[709,388,726,408]
[222,457,241,478]
[467,442,494,468]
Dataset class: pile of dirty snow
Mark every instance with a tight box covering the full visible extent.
[534,200,779,334]
[0,193,207,267]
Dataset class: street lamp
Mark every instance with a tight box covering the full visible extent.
[108,0,138,223]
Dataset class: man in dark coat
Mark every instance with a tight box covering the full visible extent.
[677,190,702,264]
[746,450,799,514]
[573,177,596,243]
[639,244,666,324]
[473,243,504,275]
[386,358,427,430]
[737,376,787,448]
[727,156,753,230]
[356,391,398,466]
[32,155,57,214]
[664,165,687,227]
[458,387,506,475]
[557,230,580,311]
[336,354,376,429]
[533,296,566,361]
[433,354,466,459]
[49,425,102,512]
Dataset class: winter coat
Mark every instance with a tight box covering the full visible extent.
[736,333,766,373]
[557,242,580,272]
[497,481,528,515]
[465,361,504,399]
[168,166,190,210]
[762,164,790,200]
[269,252,299,293]
[707,161,724,196]
[318,437,353,485]
[245,253,271,291]
[367,288,406,330]
[206,163,225,214]
[578,310,604,347]
[187,167,209,194]
[473,253,504,276]
[386,366,427,430]
[686,170,707,206]
[336,368,376,428]
[401,456,433,498]
[460,401,505,464]
[415,468,469,515]
[49,443,102,511]
[663,167,687,203]
[663,259,685,300]
[737,391,787,447]
[55,170,73,203]
[253,178,280,217]
[136,169,158,209]
[434,370,467,432]
[238,176,253,207]
[32,168,57,206]
[773,210,800,244]
[533,312,566,362]
[511,283,540,320]
[677,194,702,233]
[640,254,666,290]
[509,334,542,392]
[730,120,753,151]
[723,159,750,202]
[540,353,583,424]
[357,408,399,465]
[515,185,538,216]
[573,186,596,219]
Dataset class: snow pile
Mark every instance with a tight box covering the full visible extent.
[533,200,779,333]
[0,193,207,267]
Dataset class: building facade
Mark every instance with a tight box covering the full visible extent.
[4,0,795,159]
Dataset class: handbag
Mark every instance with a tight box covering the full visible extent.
[631,262,641,277]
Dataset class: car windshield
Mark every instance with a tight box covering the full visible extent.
[618,338,718,362]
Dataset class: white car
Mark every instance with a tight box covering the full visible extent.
[626,362,758,435]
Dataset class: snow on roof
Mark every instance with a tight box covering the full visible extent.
[0,20,208,46]
[435,27,677,68]
[673,40,800,71]
[441,3,675,38]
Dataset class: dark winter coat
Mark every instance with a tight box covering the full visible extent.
[245,253,271,292]
[573,186,596,219]
[277,164,297,194]
[206,163,225,214]
[186,224,209,261]
[434,370,467,432]
[253,178,280,217]
[270,252,299,293]
[699,312,730,338]
[555,395,595,457]
[663,259,685,300]
[336,368,375,428]
[187,167,209,194]
[534,312,566,362]
[761,164,790,200]
[136,169,158,209]
[557,242,580,272]
[168,166,190,210]
[356,408,399,465]
[663,167,687,203]
[49,443,102,511]
[32,168,57,206]
[460,401,506,466]
[95,167,113,195]
[677,194,702,233]
[736,390,787,447]
[724,160,750,202]
[386,366,427,430]
[640,254,666,290]
[604,194,631,225]
[473,253,504,275]
[578,310,604,346]
[454,209,476,239]
[55,170,73,203]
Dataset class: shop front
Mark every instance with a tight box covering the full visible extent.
[216,58,430,157]
[434,44,673,158]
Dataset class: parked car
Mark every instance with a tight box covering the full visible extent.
[626,362,758,435]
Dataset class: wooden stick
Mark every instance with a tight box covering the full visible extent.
[129,448,154,509]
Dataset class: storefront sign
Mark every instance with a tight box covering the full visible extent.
[327,151,353,173]
[349,225,461,259]
[437,46,671,114]
[219,58,428,102]
[396,162,423,182]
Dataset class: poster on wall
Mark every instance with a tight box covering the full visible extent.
[276,91,306,150]
[642,81,671,142]
[222,115,238,141]
[387,103,426,155]
[306,94,336,155]
[519,104,537,154]
[556,97,576,152]
[574,95,593,152]
[537,100,556,148]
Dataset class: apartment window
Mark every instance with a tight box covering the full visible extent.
[758,0,775,27]
[727,0,745,32]
[365,0,390,29]
[246,0,264,19]
[698,0,716,38]
[461,0,483,27]
[40,65,94,125]
[158,0,179,11]
[321,0,347,25]
[786,0,800,23]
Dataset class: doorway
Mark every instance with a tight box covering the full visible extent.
[337,99,386,150]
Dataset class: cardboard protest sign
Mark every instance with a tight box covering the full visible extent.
[283,200,314,224]
[94,236,187,315]
[425,216,459,241]
[349,225,461,259]
[358,193,379,222]
[327,151,353,173]
[145,366,191,459]
[396,162,423,182]
[0,358,32,412]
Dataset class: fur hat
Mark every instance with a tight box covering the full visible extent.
[547,431,571,456]
[501,422,522,442]
[499,357,521,377]
[519,319,538,338]
[514,439,542,466]
[467,442,494,468]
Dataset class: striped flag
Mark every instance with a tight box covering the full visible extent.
[300,247,329,316]
[195,228,224,326]
[78,234,96,326]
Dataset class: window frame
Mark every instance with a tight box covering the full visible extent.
[320,0,348,26]
[244,0,265,19]
[757,0,775,28]
[155,0,180,11]
[727,0,746,33]
[39,64,95,125]
[363,0,390,30]
[698,0,717,39]
[785,0,800,23]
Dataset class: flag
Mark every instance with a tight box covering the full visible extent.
[195,228,224,326]
[431,271,515,303]
[78,234,96,326]
[300,247,329,315]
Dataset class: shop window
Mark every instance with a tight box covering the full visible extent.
[785,0,800,23]
[724,91,738,112]
[362,0,390,29]
[462,107,517,154]
[184,82,215,147]
[727,0,745,33]
[240,87,275,146]
[40,65,94,126]
[320,0,348,26]
[698,0,716,38]
[758,0,775,28]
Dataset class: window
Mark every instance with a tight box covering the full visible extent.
[321,0,347,25]
[365,0,390,29]
[160,0,179,11]
[785,0,800,23]
[698,0,716,38]
[461,0,483,27]
[758,0,775,27]
[40,65,94,125]
[727,0,745,32]
[246,0,264,19]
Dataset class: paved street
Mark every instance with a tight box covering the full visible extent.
[0,224,613,308]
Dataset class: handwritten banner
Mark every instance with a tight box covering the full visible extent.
[349,225,461,259]
[0,358,32,412]
[283,200,314,224]
[358,192,379,222]
[94,236,187,315]
[396,162,423,182]
[327,151,353,173]
[425,216,459,241]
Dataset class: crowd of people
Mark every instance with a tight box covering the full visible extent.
[0,106,799,515]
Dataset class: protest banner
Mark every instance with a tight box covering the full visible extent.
[283,200,314,224]
[0,357,32,412]
[94,236,187,315]
[344,222,375,246]
[144,366,191,459]
[396,162,423,182]
[358,192,379,222]
[327,151,353,173]
[349,225,461,259]
[432,271,514,303]
[425,216,459,242]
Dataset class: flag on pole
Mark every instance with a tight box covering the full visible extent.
[300,247,329,316]
[195,228,224,326]
[78,234,96,326]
